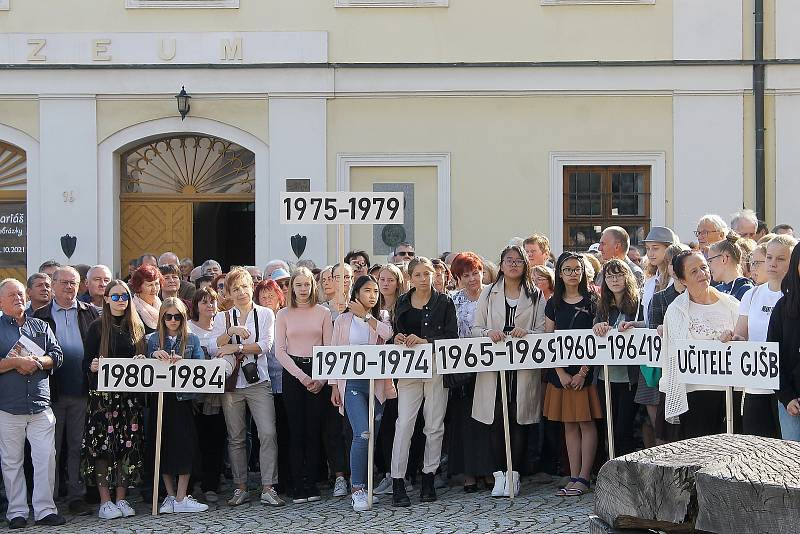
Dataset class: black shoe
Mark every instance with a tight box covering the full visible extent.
[305,484,321,502]
[35,514,65,526]
[68,498,89,516]
[8,517,26,529]
[392,478,410,507]
[420,472,437,502]
[463,483,478,493]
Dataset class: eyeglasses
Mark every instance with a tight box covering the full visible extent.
[109,294,130,302]
[503,258,526,267]
[277,280,290,289]
[750,260,765,268]
[396,251,415,257]
[706,254,724,262]
[163,313,183,322]
[561,267,583,276]
[350,262,366,270]
[694,230,719,237]
[252,276,263,282]
[57,280,78,287]
[605,273,625,282]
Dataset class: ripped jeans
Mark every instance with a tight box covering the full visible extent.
[344,379,385,489]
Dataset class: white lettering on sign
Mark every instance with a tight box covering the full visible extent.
[312,344,432,380]
[674,340,779,390]
[98,358,226,393]
[434,329,662,374]
[280,192,405,225]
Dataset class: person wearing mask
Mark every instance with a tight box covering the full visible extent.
[275,267,333,504]
[329,275,397,511]
[523,234,551,269]
[708,234,754,300]
[129,265,163,333]
[660,251,740,438]
[81,265,112,309]
[543,252,599,498]
[147,298,207,514]
[768,245,800,441]
[25,273,52,317]
[391,257,457,507]
[592,260,644,458]
[695,214,729,256]
[724,235,797,438]
[214,268,283,508]
[598,226,644,287]
[33,266,99,515]
[532,265,554,301]
[83,280,147,520]
[345,250,371,280]
[254,279,291,495]
[446,252,489,493]
[187,287,225,504]
[471,246,546,497]
[0,278,66,528]
[749,244,768,285]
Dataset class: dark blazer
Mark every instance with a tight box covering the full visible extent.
[82,317,142,391]
[34,299,100,399]
[393,288,458,343]
[767,297,800,408]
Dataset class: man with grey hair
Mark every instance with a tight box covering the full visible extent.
[264,260,290,279]
[598,226,644,287]
[201,259,223,278]
[159,252,196,300]
[79,265,112,308]
[25,273,52,317]
[0,278,66,527]
[391,242,415,264]
[33,267,99,515]
[730,209,759,239]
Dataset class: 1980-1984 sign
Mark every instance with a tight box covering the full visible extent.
[98,359,226,393]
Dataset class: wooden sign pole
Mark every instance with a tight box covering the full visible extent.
[151,391,164,516]
[367,379,376,509]
[603,366,616,459]
[498,370,514,500]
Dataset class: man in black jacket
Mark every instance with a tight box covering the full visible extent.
[33,267,98,515]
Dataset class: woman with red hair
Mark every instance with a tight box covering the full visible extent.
[129,264,164,333]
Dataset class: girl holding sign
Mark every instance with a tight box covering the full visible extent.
[83,280,147,520]
[471,245,546,498]
[147,298,208,514]
[543,252,600,497]
[391,256,457,507]
[329,275,397,511]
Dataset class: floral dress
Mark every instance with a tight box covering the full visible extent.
[81,317,145,488]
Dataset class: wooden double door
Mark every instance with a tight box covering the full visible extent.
[120,200,193,272]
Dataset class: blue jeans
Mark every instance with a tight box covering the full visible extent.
[344,380,384,489]
[778,401,800,441]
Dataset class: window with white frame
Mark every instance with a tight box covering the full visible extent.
[336,0,447,7]
[0,0,9,11]
[542,0,653,5]
[126,0,238,8]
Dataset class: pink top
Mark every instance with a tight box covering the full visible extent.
[275,304,333,382]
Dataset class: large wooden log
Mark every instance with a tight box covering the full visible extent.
[595,434,800,534]
[588,515,654,534]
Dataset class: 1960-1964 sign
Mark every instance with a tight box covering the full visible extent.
[0,202,25,268]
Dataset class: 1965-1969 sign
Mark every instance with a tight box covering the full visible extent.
[280,192,404,225]
[98,359,226,393]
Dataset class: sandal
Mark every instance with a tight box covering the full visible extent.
[564,477,591,496]
[555,477,578,496]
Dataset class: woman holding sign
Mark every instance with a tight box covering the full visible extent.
[391,256,457,507]
[329,275,397,511]
[471,245,546,497]
[543,252,600,497]
[83,280,147,520]
[146,298,208,514]
[660,251,740,439]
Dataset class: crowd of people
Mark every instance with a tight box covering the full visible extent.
[0,210,798,526]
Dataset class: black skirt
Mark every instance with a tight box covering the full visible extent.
[159,393,200,476]
[447,391,497,477]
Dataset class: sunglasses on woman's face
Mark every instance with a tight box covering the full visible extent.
[109,294,130,302]
[163,313,183,322]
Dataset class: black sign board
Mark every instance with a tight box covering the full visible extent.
[0,202,26,268]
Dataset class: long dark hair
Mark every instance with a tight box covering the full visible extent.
[351,275,382,317]
[490,245,537,301]
[781,245,800,319]
[552,251,590,311]
[596,259,639,321]
[100,280,146,357]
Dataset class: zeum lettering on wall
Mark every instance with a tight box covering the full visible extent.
[0,32,327,65]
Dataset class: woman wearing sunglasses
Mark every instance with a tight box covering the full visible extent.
[83,281,148,520]
[211,273,233,312]
[146,298,207,514]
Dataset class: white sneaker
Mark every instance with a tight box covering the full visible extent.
[374,474,393,495]
[333,476,348,497]
[115,499,136,517]
[503,471,521,497]
[98,501,123,520]
[173,495,209,513]
[351,489,369,512]
[491,471,506,497]
[159,496,175,514]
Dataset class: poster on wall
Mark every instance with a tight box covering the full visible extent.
[0,202,26,268]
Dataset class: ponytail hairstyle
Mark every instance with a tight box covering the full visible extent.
[709,232,745,275]
[552,251,590,311]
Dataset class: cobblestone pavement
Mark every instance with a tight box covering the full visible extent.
[21,479,594,534]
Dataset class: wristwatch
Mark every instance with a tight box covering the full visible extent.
[363,313,373,323]
[238,344,244,353]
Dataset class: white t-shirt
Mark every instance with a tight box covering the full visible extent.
[685,298,738,393]
[739,284,782,394]
[348,316,371,346]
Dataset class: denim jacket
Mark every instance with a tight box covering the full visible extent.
[146,331,204,401]
[393,288,458,343]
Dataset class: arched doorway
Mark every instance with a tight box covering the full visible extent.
[120,134,255,272]
[0,141,27,282]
